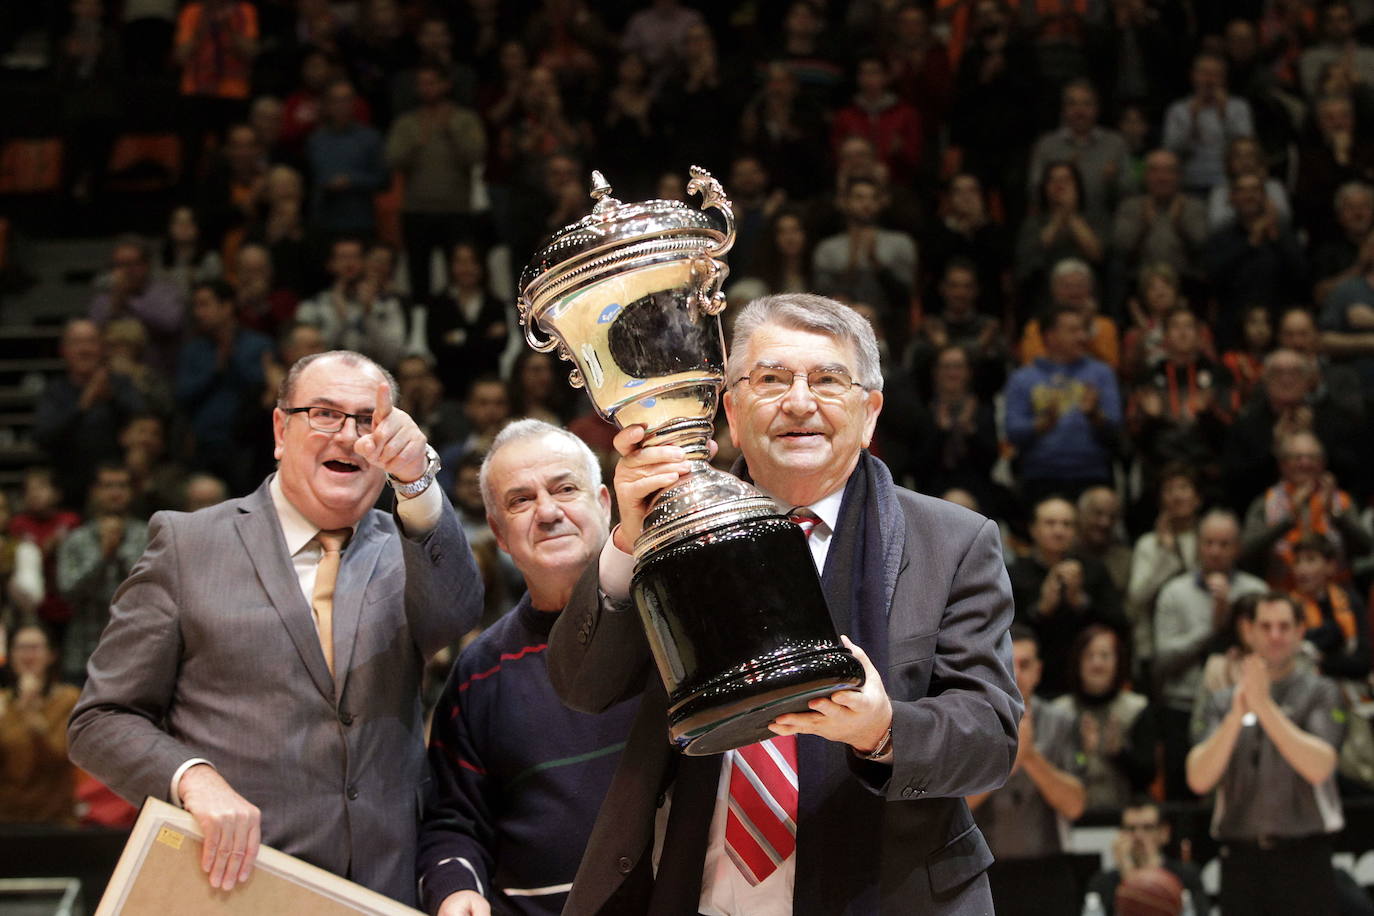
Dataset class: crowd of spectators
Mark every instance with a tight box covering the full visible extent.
[9,0,1374,909]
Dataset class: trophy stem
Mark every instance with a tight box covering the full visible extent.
[640,417,714,462]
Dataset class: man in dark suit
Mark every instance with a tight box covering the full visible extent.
[549,293,1021,915]
[69,350,482,905]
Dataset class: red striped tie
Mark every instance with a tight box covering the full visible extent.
[725,735,799,885]
[722,507,815,885]
[788,508,819,538]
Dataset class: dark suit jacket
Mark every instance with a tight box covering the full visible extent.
[68,476,482,905]
[548,461,1020,915]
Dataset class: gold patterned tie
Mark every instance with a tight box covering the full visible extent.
[311,529,350,676]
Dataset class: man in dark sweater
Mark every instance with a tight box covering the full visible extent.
[418,419,637,916]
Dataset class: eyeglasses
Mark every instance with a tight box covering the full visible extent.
[733,365,864,401]
[283,406,374,434]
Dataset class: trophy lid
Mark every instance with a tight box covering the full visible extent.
[519,168,732,298]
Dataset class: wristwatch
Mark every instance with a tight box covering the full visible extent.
[388,444,441,499]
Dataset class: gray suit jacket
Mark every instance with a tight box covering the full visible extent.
[549,461,1021,915]
[68,476,482,905]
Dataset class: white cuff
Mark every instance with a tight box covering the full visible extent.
[396,478,443,536]
[598,526,636,600]
[170,758,214,806]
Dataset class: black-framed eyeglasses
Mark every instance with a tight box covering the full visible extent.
[283,406,374,434]
[733,364,865,401]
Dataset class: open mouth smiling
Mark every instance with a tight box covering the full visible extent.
[323,459,363,474]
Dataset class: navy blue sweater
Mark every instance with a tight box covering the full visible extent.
[418,595,638,915]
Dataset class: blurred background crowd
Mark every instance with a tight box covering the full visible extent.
[7,0,1374,911]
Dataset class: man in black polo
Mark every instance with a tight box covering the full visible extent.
[1186,592,1345,915]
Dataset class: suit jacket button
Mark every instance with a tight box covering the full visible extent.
[617,856,633,874]
[339,712,354,726]
[901,786,915,798]
[347,786,359,800]
[430,548,443,562]
[577,630,588,645]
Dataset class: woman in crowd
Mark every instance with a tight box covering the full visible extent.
[922,172,1008,317]
[1125,466,1202,679]
[745,207,816,296]
[245,164,311,295]
[103,318,176,421]
[1050,624,1159,813]
[423,241,510,401]
[1220,303,1273,404]
[913,344,1001,512]
[1120,263,1213,384]
[157,205,223,298]
[0,622,79,825]
[508,349,573,427]
[1014,160,1106,312]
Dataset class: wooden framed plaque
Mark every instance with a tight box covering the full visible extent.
[96,798,423,915]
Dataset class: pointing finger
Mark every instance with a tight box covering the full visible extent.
[373,381,393,426]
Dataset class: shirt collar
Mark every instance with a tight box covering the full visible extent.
[757,484,845,535]
[270,473,355,555]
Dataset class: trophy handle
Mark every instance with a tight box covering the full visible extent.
[688,253,729,317]
[517,296,559,353]
[687,166,735,258]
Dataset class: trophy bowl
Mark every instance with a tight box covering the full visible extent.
[518,167,863,755]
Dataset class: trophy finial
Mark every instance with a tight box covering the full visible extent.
[590,170,611,199]
[589,171,621,214]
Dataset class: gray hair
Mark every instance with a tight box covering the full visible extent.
[276,350,399,409]
[479,418,603,518]
[1076,484,1118,514]
[725,293,884,392]
[1050,257,1093,284]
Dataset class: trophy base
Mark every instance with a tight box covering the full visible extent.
[668,647,864,756]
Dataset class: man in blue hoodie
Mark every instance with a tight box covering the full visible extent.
[1005,303,1122,507]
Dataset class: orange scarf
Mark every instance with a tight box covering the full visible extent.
[1263,483,1352,587]
[1296,583,1357,644]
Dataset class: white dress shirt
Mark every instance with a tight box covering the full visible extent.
[598,488,844,916]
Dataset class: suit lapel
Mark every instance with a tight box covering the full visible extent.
[330,511,384,700]
[234,483,336,703]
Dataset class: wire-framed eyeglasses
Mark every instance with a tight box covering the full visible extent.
[732,365,865,401]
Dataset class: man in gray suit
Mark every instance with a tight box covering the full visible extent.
[69,350,482,905]
[550,294,1020,915]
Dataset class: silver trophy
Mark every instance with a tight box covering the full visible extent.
[518,168,862,755]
